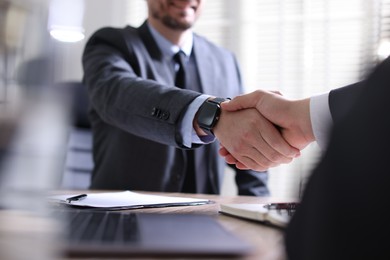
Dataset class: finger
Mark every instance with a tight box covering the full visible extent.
[230,119,296,166]
[219,147,239,164]
[252,134,296,164]
[233,154,271,171]
[256,118,301,159]
[234,162,251,170]
[221,140,277,170]
[235,162,269,171]
[219,148,253,169]
[225,154,240,165]
[222,141,283,171]
[218,146,230,157]
[227,142,280,171]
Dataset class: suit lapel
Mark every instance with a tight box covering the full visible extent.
[193,36,216,95]
[137,22,174,86]
[138,21,162,60]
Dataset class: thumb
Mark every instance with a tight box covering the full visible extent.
[221,91,261,112]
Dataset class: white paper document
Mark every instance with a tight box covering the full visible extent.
[49,191,211,210]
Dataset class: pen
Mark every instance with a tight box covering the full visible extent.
[263,202,299,210]
[66,194,87,203]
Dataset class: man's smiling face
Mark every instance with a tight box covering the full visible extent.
[147,0,204,31]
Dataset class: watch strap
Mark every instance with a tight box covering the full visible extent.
[197,97,229,136]
[209,97,229,104]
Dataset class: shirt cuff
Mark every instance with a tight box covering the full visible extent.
[310,92,333,150]
[180,95,215,148]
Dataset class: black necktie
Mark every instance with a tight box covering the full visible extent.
[173,51,196,193]
[173,51,187,89]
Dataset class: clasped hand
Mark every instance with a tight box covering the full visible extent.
[213,90,315,171]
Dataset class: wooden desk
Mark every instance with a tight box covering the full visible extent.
[1,191,289,260]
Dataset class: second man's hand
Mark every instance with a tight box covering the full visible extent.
[213,106,301,171]
[217,90,316,170]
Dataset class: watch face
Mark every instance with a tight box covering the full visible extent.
[199,101,220,128]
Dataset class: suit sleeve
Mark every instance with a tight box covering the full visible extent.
[82,27,200,148]
[328,81,365,124]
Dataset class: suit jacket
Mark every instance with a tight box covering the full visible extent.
[285,57,390,259]
[82,22,269,195]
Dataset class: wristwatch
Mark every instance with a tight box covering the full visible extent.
[197,97,229,136]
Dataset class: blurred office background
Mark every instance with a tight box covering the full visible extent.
[0,0,70,203]
[1,0,390,199]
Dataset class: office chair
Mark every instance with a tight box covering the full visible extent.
[60,81,93,189]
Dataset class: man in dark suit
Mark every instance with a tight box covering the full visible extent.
[284,57,390,259]
[218,57,390,258]
[82,0,299,195]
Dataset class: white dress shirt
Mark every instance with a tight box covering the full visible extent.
[310,92,333,150]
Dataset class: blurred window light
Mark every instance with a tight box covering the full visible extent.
[2,3,27,50]
[377,40,390,60]
[48,0,85,43]
[49,26,85,43]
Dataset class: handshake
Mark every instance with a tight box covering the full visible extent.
[212,90,317,172]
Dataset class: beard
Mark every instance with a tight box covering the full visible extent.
[151,7,194,31]
[161,15,193,30]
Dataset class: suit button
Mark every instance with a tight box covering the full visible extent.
[151,107,158,117]
[162,112,170,120]
[151,107,170,120]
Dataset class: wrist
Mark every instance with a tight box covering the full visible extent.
[294,98,315,143]
[195,97,229,136]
